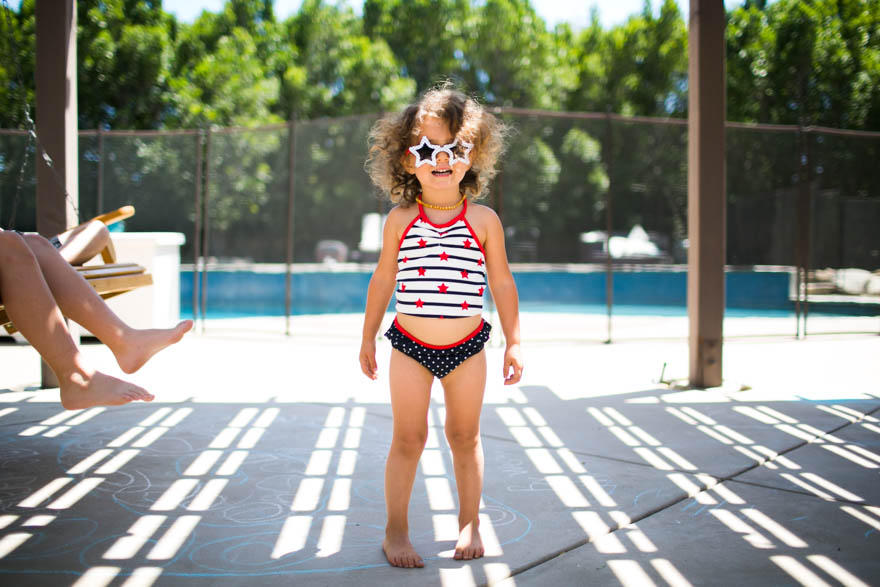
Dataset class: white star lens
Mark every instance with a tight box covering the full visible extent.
[408,136,473,168]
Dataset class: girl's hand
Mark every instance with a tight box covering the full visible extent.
[503,343,523,385]
[359,339,379,380]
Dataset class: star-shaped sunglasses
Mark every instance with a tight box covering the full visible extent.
[408,136,474,168]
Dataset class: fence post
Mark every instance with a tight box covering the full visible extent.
[803,127,813,337]
[200,127,212,331]
[96,127,104,215]
[604,109,614,344]
[795,124,801,339]
[285,119,296,336]
[795,124,812,339]
[193,129,204,326]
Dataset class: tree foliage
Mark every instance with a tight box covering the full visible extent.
[0,0,877,130]
[568,0,687,117]
[727,0,880,129]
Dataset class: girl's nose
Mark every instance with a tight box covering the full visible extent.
[436,151,450,164]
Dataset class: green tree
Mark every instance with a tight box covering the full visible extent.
[568,0,687,117]
[726,0,880,129]
[281,0,414,119]
[165,1,282,128]
[166,26,281,128]
[462,0,576,109]
[363,0,469,93]
[76,0,174,129]
[0,0,34,129]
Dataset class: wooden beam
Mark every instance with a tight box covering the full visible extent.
[687,0,726,388]
[35,0,78,235]
[35,0,79,387]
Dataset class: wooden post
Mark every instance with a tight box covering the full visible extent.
[36,0,79,388]
[687,0,726,388]
[35,0,78,236]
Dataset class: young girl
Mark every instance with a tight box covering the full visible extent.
[359,86,523,568]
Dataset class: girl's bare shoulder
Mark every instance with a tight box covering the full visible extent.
[381,204,420,244]
[385,203,419,228]
[466,202,502,229]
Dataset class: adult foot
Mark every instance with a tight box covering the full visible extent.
[453,522,484,560]
[114,320,193,374]
[383,534,424,568]
[60,370,154,410]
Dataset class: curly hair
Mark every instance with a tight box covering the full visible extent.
[366,84,508,206]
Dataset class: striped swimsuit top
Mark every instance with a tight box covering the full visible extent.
[395,200,486,318]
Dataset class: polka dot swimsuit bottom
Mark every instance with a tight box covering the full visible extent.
[385,318,491,379]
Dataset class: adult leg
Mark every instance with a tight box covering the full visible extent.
[21,233,192,374]
[384,349,433,568]
[440,349,487,560]
[0,231,153,409]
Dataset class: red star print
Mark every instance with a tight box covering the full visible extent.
[461,270,469,278]
[400,284,406,292]
[461,300,470,310]
[438,283,449,293]
[439,251,449,261]
[478,287,484,295]
[416,298,424,308]
[477,257,484,266]
[418,266,426,276]
[418,238,427,248]
[402,256,409,264]
[463,239,472,248]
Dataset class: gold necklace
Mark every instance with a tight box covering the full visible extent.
[417,195,466,211]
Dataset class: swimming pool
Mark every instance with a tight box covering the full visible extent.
[179,265,878,319]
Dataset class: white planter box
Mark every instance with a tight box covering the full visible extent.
[100,232,185,330]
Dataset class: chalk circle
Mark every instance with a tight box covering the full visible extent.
[223,501,288,524]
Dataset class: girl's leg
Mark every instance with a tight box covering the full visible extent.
[21,233,192,374]
[384,349,433,568]
[0,231,153,410]
[440,349,487,560]
[56,220,111,265]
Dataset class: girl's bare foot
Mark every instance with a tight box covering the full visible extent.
[114,320,193,374]
[60,370,154,411]
[454,521,484,560]
[383,533,424,568]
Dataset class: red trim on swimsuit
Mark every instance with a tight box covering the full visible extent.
[392,317,486,349]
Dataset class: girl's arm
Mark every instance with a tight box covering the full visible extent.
[359,207,404,380]
[480,207,524,385]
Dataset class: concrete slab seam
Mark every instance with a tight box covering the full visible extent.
[490,491,698,586]
[724,478,879,509]
[491,403,880,585]
[719,402,880,508]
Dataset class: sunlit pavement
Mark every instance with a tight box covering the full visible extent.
[1,313,878,586]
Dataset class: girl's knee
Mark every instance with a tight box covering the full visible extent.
[22,232,55,253]
[392,428,428,457]
[445,427,480,452]
[0,231,35,264]
[74,220,109,243]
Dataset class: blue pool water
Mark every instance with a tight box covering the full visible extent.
[179,267,877,319]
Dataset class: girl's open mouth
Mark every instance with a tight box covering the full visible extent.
[432,169,453,176]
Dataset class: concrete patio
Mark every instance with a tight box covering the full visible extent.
[0,312,878,586]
